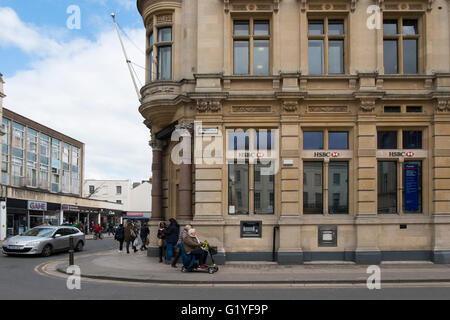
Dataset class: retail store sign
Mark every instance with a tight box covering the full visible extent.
[303,150,353,159]
[28,201,47,211]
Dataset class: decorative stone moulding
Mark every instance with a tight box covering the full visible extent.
[307,106,348,113]
[196,100,222,113]
[232,106,272,113]
[224,0,280,13]
[377,0,432,11]
[436,99,450,113]
[301,0,355,12]
[359,99,377,112]
[282,101,299,112]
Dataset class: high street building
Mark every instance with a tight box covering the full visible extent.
[83,179,152,220]
[136,0,450,264]
[0,76,123,240]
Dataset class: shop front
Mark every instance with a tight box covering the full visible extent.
[100,209,124,227]
[5,199,61,237]
[62,204,100,233]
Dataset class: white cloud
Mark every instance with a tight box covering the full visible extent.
[2,8,151,182]
[0,7,62,56]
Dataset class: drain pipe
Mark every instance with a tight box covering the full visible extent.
[272,224,280,262]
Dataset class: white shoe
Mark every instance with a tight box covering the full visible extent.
[118,250,122,253]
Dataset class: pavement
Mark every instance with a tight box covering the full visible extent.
[55,249,450,285]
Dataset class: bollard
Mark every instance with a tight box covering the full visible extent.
[69,236,74,266]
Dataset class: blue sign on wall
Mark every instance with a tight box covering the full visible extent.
[404,163,419,212]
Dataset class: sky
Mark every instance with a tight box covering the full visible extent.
[0,0,151,182]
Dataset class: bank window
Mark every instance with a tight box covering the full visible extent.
[303,132,324,150]
[329,162,348,214]
[377,131,397,149]
[156,27,172,80]
[308,18,346,74]
[233,19,270,75]
[303,162,323,214]
[383,18,420,74]
[378,161,398,213]
[228,162,249,215]
[328,132,348,149]
[403,131,422,149]
[407,106,422,113]
[228,130,250,150]
[254,161,274,214]
[384,106,401,113]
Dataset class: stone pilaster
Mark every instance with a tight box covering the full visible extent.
[175,122,193,221]
[432,98,450,263]
[354,98,381,264]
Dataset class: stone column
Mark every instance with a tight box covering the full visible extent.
[150,139,164,221]
[175,123,193,221]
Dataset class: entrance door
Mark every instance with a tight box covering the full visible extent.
[7,214,27,237]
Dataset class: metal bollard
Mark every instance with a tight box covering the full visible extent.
[69,236,74,266]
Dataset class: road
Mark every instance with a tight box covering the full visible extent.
[1,239,450,301]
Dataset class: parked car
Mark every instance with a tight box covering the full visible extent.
[2,226,85,257]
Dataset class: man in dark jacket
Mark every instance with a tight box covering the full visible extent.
[140,223,149,251]
[164,218,179,263]
[115,224,125,252]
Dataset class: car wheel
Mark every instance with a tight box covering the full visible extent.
[75,241,84,252]
[41,245,52,257]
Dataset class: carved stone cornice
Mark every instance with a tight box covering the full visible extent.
[354,92,384,113]
[224,0,281,13]
[300,0,358,12]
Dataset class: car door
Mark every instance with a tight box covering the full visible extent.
[52,228,67,251]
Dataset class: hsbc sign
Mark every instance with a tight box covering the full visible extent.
[28,201,47,211]
[313,152,341,158]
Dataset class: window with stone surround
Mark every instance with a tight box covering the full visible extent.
[147,14,173,82]
[308,16,347,74]
[383,17,421,74]
[233,18,271,75]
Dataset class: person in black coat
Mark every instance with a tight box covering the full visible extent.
[114,224,125,252]
[164,218,179,263]
[140,223,150,251]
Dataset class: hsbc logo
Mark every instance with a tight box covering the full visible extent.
[388,151,415,158]
[314,152,341,158]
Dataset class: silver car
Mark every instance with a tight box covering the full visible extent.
[2,226,85,257]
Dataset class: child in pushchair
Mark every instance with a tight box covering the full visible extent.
[181,240,219,274]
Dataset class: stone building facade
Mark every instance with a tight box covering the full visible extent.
[137,0,450,264]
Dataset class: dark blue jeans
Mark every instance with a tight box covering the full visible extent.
[166,242,176,261]
[191,249,208,265]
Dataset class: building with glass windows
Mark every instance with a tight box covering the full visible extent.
[0,106,123,240]
[137,0,450,264]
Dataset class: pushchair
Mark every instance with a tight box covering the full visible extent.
[180,241,219,274]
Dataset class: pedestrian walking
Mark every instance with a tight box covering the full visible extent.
[171,224,192,268]
[115,224,125,252]
[164,218,179,264]
[157,221,167,263]
[124,221,138,254]
[107,223,114,236]
[140,223,149,251]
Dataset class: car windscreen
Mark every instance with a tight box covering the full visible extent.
[22,228,55,238]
